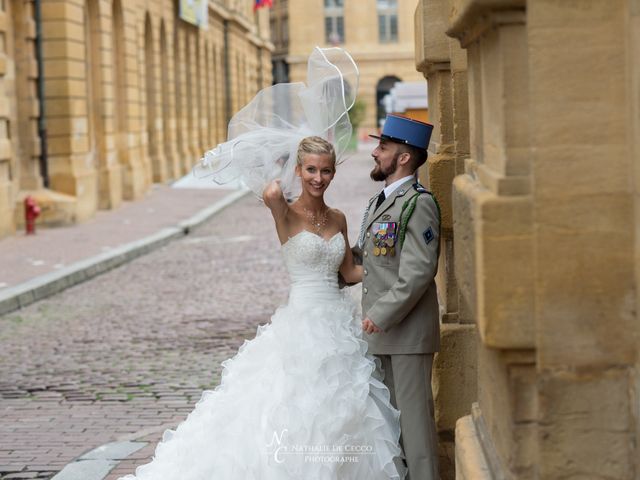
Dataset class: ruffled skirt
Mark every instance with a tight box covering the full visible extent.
[120,291,405,479]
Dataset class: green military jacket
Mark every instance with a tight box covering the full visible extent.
[359,178,440,354]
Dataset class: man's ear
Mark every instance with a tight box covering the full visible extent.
[398,151,412,167]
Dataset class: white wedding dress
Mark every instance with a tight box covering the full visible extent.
[120,230,406,480]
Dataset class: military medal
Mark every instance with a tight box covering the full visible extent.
[371,222,398,258]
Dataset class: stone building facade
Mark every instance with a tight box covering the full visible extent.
[273,0,424,133]
[415,0,639,478]
[0,0,272,238]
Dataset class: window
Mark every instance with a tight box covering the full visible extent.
[378,0,398,43]
[325,0,344,44]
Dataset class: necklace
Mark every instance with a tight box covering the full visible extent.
[303,206,329,234]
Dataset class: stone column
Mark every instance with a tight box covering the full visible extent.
[442,0,639,478]
[41,0,99,222]
[632,5,640,474]
[0,1,16,236]
[528,1,637,477]
[120,2,147,200]
[415,1,477,477]
[161,22,180,180]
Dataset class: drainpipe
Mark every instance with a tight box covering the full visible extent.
[223,19,231,125]
[34,0,49,188]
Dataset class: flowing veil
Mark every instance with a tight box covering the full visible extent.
[193,47,359,201]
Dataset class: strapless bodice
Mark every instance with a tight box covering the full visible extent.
[281,230,345,303]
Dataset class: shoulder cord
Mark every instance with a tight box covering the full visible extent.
[398,193,420,249]
[357,194,378,249]
[398,192,442,249]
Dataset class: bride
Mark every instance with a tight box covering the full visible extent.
[119,136,406,479]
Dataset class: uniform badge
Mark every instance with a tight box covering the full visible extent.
[372,222,397,256]
[423,226,435,245]
[381,214,391,221]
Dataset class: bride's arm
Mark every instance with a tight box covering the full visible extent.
[263,180,290,244]
[338,212,363,284]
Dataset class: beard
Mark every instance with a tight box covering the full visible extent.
[370,153,399,181]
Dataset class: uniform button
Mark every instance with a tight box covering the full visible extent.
[363,287,368,294]
[364,269,368,276]
[364,251,368,257]
[366,232,371,238]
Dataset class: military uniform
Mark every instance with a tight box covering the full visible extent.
[358,177,441,480]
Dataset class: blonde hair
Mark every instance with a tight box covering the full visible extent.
[296,136,336,167]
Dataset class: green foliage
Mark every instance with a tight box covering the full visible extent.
[348,98,367,131]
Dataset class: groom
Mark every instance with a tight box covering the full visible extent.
[358,114,440,480]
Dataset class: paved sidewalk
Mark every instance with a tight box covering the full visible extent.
[0,182,248,316]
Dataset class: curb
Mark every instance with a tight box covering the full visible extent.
[50,421,181,480]
[0,188,250,317]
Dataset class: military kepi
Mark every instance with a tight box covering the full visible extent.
[370,114,434,151]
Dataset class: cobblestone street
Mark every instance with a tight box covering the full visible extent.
[0,149,379,479]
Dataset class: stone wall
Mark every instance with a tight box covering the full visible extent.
[0,0,272,238]
[416,0,640,478]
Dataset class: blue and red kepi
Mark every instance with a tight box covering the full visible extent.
[370,114,434,151]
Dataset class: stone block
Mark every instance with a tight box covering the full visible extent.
[529,3,626,150]
[47,134,88,155]
[535,192,635,367]
[452,174,479,323]
[0,138,11,160]
[41,2,84,22]
[433,323,477,432]
[43,39,86,60]
[44,78,85,97]
[476,192,534,349]
[43,58,86,80]
[428,151,456,230]
[415,0,451,70]
[538,368,635,479]
[478,21,528,179]
[47,98,87,117]
[0,11,7,34]
[41,19,84,41]
[451,70,469,161]
[455,415,492,480]
[0,97,9,118]
[534,145,629,200]
[428,69,454,147]
[476,342,513,473]
[436,234,458,319]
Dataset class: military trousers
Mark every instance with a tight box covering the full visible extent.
[375,353,439,480]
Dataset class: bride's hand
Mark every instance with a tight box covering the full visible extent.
[362,317,382,334]
[263,180,283,203]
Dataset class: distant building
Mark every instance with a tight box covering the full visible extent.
[0,0,272,238]
[271,0,423,135]
[381,81,429,125]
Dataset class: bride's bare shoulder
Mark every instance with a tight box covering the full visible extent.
[329,207,346,218]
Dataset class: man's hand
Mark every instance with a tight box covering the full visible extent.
[362,317,382,334]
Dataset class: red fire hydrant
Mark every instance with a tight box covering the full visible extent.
[24,196,40,235]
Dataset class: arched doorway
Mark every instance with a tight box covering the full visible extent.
[376,75,401,127]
